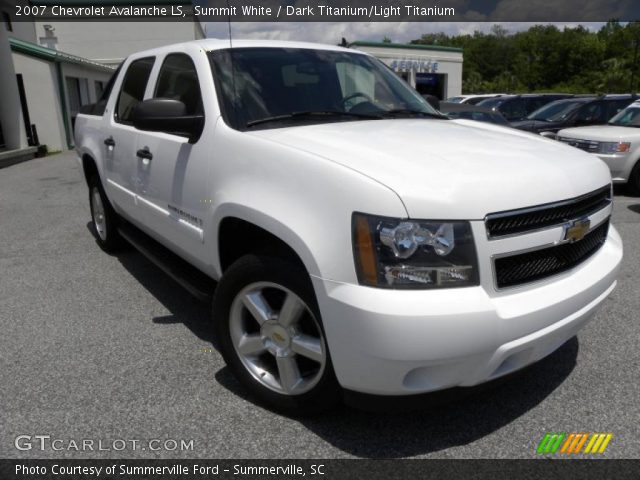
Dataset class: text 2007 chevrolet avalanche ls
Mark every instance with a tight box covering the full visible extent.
[74,40,622,414]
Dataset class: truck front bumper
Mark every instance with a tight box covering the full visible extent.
[313,226,622,396]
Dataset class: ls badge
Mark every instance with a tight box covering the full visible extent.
[563,218,591,243]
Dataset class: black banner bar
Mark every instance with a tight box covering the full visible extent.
[5,0,640,22]
[1,460,640,480]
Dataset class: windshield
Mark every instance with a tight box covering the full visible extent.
[527,100,587,121]
[446,97,464,103]
[609,106,640,127]
[208,48,442,130]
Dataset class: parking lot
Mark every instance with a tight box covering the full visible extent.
[1,151,639,459]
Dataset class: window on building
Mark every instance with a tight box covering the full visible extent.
[2,11,12,32]
[95,81,105,100]
[66,77,83,119]
[154,53,203,115]
[115,56,155,124]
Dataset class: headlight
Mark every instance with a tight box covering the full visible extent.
[352,213,479,289]
[599,142,631,154]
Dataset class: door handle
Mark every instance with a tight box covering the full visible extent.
[136,148,153,161]
[104,137,115,147]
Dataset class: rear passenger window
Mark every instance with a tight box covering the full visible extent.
[115,57,155,124]
[154,53,203,115]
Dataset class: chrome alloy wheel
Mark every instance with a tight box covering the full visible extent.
[91,186,107,241]
[229,282,327,395]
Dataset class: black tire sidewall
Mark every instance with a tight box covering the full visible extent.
[89,174,121,252]
[213,254,341,415]
[630,161,640,196]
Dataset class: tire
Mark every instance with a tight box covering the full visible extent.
[627,160,640,196]
[213,254,341,415]
[88,174,122,252]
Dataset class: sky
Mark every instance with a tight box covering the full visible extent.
[203,22,607,44]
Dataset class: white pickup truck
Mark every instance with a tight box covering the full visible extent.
[75,39,622,414]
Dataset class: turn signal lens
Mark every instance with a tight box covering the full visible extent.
[353,214,378,286]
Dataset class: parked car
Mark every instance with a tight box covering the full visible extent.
[557,100,640,194]
[439,102,510,126]
[74,39,622,414]
[445,94,505,105]
[478,94,573,122]
[512,95,635,137]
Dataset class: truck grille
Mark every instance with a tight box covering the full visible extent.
[557,136,600,153]
[485,186,611,238]
[494,220,609,288]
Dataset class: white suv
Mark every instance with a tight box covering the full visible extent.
[74,40,622,414]
[558,100,640,194]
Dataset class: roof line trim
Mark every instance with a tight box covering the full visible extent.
[9,37,115,72]
[349,41,463,53]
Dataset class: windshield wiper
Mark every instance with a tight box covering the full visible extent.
[245,111,381,128]
[380,109,448,119]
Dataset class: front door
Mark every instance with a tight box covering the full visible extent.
[133,52,211,266]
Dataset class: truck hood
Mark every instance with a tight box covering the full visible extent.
[558,125,640,142]
[248,119,612,219]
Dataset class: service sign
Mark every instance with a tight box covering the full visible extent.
[389,59,439,73]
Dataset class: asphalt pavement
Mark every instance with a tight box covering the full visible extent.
[1,151,638,459]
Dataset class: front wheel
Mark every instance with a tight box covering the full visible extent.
[213,255,341,415]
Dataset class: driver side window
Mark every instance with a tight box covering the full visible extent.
[154,53,203,115]
[115,57,155,124]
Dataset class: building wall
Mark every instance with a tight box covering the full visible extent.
[34,21,204,65]
[12,52,67,151]
[352,44,463,99]
[11,52,112,151]
[0,11,27,150]
[0,0,37,43]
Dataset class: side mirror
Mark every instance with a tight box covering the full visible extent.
[131,98,204,143]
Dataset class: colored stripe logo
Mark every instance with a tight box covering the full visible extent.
[537,433,613,454]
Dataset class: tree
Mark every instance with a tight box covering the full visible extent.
[410,23,640,94]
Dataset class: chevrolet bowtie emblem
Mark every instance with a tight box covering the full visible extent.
[563,218,591,243]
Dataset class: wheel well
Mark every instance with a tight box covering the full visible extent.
[81,154,99,186]
[218,218,306,273]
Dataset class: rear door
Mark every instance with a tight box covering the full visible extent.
[104,56,155,218]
